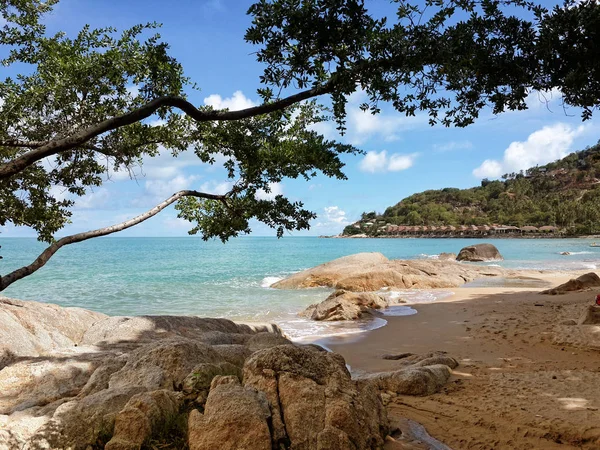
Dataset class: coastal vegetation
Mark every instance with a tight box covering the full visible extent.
[344,142,600,237]
[2,0,600,289]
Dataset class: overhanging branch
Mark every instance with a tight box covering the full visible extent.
[0,189,225,291]
[0,81,335,180]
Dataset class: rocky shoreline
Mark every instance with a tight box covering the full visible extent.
[0,296,459,450]
[3,249,600,449]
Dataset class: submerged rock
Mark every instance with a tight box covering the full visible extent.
[301,289,389,321]
[272,252,507,291]
[456,243,503,262]
[541,272,600,295]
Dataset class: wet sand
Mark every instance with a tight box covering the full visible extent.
[327,274,600,449]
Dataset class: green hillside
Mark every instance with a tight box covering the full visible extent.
[344,141,600,236]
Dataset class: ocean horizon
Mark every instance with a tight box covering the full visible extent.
[2,236,599,339]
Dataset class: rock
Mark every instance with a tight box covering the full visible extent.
[81,315,283,347]
[456,243,503,262]
[382,351,458,369]
[382,352,414,361]
[188,378,272,450]
[438,252,457,261]
[0,357,99,414]
[33,386,147,450]
[0,296,106,365]
[182,361,242,403]
[0,298,395,450]
[364,352,457,396]
[365,365,453,396]
[105,390,182,450]
[272,252,508,291]
[246,332,293,352]
[561,319,578,326]
[108,339,223,391]
[301,290,389,321]
[541,272,600,295]
[579,305,600,325]
[560,251,571,256]
[243,344,388,449]
[212,344,253,367]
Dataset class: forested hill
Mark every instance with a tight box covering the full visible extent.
[344,142,600,236]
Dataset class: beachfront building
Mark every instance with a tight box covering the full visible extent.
[364,224,565,237]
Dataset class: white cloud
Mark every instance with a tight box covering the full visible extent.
[76,188,110,209]
[359,151,418,173]
[472,160,504,178]
[473,123,588,178]
[144,174,199,198]
[323,206,349,224]
[204,91,256,110]
[525,88,563,111]
[200,180,233,195]
[306,89,426,144]
[256,182,283,201]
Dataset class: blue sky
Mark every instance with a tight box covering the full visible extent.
[2,0,599,238]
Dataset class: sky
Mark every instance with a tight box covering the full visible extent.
[2,0,599,238]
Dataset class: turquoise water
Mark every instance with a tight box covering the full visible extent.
[1,237,599,338]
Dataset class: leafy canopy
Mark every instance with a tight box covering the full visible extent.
[1,0,600,246]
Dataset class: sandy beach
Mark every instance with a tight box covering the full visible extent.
[327,272,600,449]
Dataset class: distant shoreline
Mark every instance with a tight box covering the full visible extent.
[322,234,600,240]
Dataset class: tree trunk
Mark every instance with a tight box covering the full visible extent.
[0,189,224,291]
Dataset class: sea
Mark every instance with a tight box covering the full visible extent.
[1,237,599,340]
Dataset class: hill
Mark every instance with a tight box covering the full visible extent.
[343,141,600,236]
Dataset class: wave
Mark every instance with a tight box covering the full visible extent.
[261,276,284,288]
[418,253,440,259]
[281,316,388,341]
[558,251,594,255]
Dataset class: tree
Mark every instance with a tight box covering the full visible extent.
[2,0,600,289]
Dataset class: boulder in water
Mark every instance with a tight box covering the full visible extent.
[456,243,503,262]
[301,290,389,321]
[438,252,457,261]
[272,252,508,291]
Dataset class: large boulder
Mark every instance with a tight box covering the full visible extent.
[541,272,600,295]
[301,290,389,321]
[81,315,283,347]
[272,252,507,291]
[0,296,106,367]
[0,297,296,450]
[456,243,503,262]
[188,376,272,450]
[243,344,388,449]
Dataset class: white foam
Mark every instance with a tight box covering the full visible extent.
[261,276,283,288]
[418,253,440,259]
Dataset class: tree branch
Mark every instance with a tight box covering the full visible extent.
[0,189,224,291]
[0,81,335,180]
[0,140,49,148]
